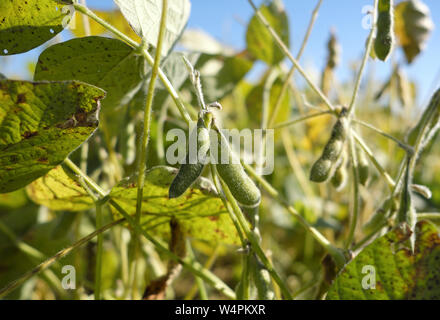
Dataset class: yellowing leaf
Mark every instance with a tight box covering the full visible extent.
[394,0,434,63]
[0,79,105,193]
[109,166,240,245]
[26,166,94,212]
[327,221,440,299]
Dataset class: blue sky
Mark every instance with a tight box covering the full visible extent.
[1,0,439,105]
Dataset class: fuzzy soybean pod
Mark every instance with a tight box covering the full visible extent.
[331,152,348,190]
[310,112,348,183]
[214,129,261,208]
[374,0,394,61]
[250,254,275,300]
[357,146,370,186]
[169,118,210,199]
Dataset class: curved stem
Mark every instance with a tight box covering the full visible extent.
[268,0,324,128]
[272,111,331,130]
[94,203,104,300]
[242,162,346,268]
[215,164,293,299]
[247,0,335,112]
[351,130,395,189]
[74,2,192,125]
[345,133,360,249]
[347,0,378,115]
[132,0,168,299]
[0,219,125,299]
[63,159,236,299]
[352,119,413,154]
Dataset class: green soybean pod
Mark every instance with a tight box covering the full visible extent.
[331,154,347,190]
[374,0,394,61]
[169,118,210,199]
[214,129,261,208]
[250,254,275,300]
[357,146,370,186]
[310,111,348,183]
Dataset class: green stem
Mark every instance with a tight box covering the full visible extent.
[0,218,125,299]
[268,0,324,128]
[272,111,331,130]
[247,0,335,112]
[63,159,236,299]
[418,213,440,220]
[215,168,292,299]
[347,0,378,115]
[186,240,208,300]
[352,119,413,154]
[94,203,104,300]
[345,133,360,249]
[132,0,168,299]
[242,162,346,268]
[351,130,395,189]
[74,2,192,125]
[73,3,138,47]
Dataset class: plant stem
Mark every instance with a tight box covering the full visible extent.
[418,213,440,220]
[242,162,346,268]
[345,133,360,249]
[63,159,236,299]
[268,0,324,128]
[186,240,208,300]
[0,218,125,299]
[74,2,192,125]
[132,0,168,300]
[281,130,315,198]
[94,203,104,300]
[215,166,293,300]
[347,0,378,115]
[352,119,414,154]
[184,245,220,300]
[73,3,138,47]
[247,0,335,112]
[351,130,395,189]
[272,111,331,129]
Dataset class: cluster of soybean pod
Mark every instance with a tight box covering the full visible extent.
[168,57,273,298]
[310,0,395,188]
[168,0,396,297]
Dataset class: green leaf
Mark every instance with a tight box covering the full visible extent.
[0,73,6,80]
[34,36,145,111]
[26,166,94,211]
[327,221,440,300]
[114,0,191,56]
[246,77,291,127]
[0,0,72,55]
[246,0,290,66]
[394,0,434,64]
[109,166,240,245]
[0,79,105,193]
